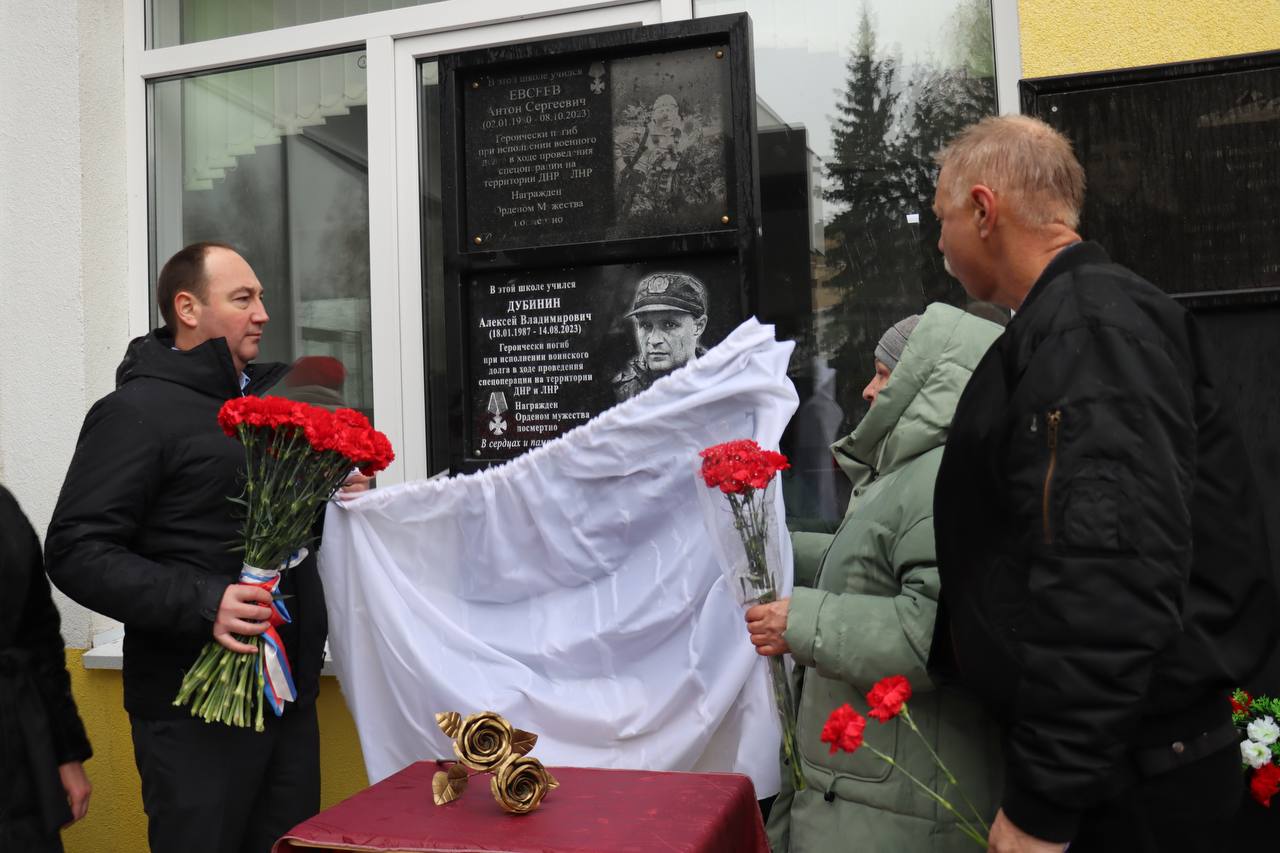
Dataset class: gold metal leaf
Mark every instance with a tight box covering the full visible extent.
[435,711,462,738]
[545,769,559,790]
[511,728,538,756]
[431,764,469,806]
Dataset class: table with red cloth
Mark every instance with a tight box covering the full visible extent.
[272,760,770,853]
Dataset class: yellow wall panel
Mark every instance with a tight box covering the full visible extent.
[1018,0,1280,77]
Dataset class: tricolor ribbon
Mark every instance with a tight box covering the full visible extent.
[239,548,308,717]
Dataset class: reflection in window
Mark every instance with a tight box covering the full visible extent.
[696,0,999,522]
[150,51,373,417]
[149,0,444,48]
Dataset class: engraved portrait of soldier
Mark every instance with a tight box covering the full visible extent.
[612,271,709,402]
[611,49,729,235]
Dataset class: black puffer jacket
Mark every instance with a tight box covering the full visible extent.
[931,242,1279,840]
[46,330,328,719]
[0,487,92,843]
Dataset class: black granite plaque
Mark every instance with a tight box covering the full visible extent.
[1024,53,1280,303]
[467,257,742,460]
[463,46,732,250]
[434,15,760,473]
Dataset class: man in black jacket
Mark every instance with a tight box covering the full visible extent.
[928,116,1279,852]
[46,242,329,853]
[1,486,92,852]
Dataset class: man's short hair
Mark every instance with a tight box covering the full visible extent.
[156,241,237,329]
[934,115,1086,230]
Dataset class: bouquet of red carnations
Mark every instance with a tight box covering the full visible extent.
[1232,689,1280,806]
[824,675,989,847]
[696,439,803,791]
[173,396,394,730]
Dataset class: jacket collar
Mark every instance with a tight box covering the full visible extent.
[831,303,1003,484]
[1016,241,1110,315]
[115,328,287,398]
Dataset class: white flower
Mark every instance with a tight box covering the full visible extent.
[1241,738,1272,769]
[1247,716,1280,746]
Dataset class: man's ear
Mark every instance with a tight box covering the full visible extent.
[970,184,998,237]
[693,314,708,336]
[173,291,202,330]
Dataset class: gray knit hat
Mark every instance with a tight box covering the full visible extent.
[874,314,922,371]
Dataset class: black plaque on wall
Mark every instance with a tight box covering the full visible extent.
[436,15,760,472]
[1022,50,1280,307]
[468,257,742,460]
[463,46,733,250]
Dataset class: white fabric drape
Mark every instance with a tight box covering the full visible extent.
[320,319,798,796]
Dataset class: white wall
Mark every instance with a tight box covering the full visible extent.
[0,1,129,647]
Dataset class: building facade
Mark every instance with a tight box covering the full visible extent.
[1,2,1276,850]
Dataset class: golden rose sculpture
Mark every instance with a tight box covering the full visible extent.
[490,754,558,814]
[432,710,558,815]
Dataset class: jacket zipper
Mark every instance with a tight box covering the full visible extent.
[1042,409,1062,544]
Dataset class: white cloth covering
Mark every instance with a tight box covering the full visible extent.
[320,319,798,796]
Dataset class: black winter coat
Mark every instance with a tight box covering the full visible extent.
[0,486,91,842]
[45,330,328,720]
[931,242,1279,840]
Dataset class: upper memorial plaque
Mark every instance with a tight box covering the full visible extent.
[1023,52,1280,305]
[463,46,734,251]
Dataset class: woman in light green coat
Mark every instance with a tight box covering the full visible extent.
[748,303,1004,852]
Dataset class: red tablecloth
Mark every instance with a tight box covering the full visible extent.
[273,760,769,853]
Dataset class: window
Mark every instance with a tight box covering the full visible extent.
[149,50,373,415]
[150,0,443,48]
[695,0,1000,523]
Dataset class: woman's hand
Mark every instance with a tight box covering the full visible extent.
[745,598,790,656]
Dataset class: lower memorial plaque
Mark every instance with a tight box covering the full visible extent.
[468,257,742,460]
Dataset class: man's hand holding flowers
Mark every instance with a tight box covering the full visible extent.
[212,583,273,653]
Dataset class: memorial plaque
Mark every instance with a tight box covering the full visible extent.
[434,15,760,472]
[463,46,733,250]
[467,257,742,460]
[1023,53,1280,304]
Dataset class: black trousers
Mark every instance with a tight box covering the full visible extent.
[1070,743,1242,853]
[131,703,320,853]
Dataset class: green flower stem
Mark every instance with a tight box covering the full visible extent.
[231,648,254,727]
[767,654,806,792]
[900,706,990,833]
[254,656,266,732]
[865,744,987,848]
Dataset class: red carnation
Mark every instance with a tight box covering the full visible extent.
[821,704,867,755]
[1250,763,1280,807]
[698,439,789,495]
[866,675,913,723]
[1232,691,1254,716]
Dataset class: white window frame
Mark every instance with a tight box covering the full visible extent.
[123,0,691,488]
[991,0,1023,114]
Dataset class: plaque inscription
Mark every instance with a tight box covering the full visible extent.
[468,258,741,459]
[464,46,732,250]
